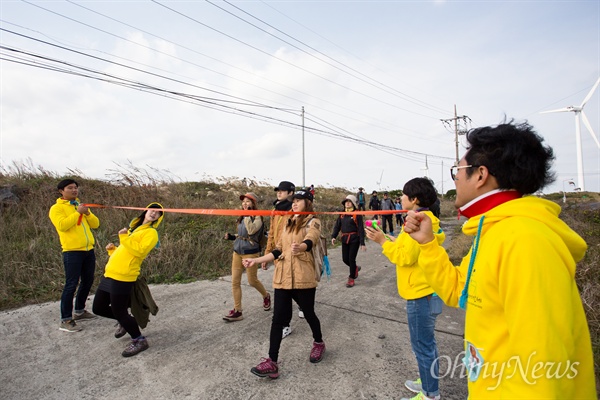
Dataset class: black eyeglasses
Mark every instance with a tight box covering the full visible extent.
[450,165,474,181]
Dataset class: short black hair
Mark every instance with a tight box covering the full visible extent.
[464,119,555,194]
[57,179,78,190]
[403,178,437,208]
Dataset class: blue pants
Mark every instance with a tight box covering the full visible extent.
[406,295,443,398]
[60,250,96,320]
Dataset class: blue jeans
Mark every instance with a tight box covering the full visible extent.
[60,250,96,320]
[406,295,442,398]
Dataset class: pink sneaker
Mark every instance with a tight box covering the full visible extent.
[310,341,326,363]
[251,357,279,379]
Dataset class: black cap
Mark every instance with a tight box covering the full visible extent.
[293,189,313,202]
[372,190,378,195]
[274,181,295,192]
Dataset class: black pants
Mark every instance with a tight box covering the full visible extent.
[342,239,360,279]
[382,214,394,233]
[93,285,142,339]
[269,288,322,362]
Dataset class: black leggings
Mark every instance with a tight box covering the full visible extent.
[92,287,142,339]
[269,288,322,362]
[342,240,360,278]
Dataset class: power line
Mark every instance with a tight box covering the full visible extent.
[0,41,453,163]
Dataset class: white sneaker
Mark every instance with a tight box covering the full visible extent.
[298,310,304,319]
[282,326,292,339]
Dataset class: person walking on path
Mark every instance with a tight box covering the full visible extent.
[262,181,299,338]
[369,190,381,220]
[49,178,100,332]
[331,194,366,288]
[404,120,596,398]
[366,178,445,400]
[356,187,367,211]
[394,197,403,233]
[92,202,164,357]
[223,193,271,322]
[243,189,325,379]
[380,191,394,234]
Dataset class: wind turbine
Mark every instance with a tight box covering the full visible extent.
[541,77,600,191]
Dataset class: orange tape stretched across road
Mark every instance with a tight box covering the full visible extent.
[83,204,407,217]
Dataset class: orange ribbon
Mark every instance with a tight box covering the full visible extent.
[82,204,407,217]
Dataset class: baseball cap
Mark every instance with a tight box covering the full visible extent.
[293,189,313,202]
[274,181,295,192]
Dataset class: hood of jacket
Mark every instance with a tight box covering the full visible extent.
[462,196,587,271]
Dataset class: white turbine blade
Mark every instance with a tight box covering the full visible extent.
[581,111,600,148]
[540,107,571,114]
[581,77,600,108]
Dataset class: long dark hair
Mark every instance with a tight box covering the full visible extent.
[286,199,314,234]
[130,203,163,233]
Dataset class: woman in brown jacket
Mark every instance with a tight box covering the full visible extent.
[242,189,325,379]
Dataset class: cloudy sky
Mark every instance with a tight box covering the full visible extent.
[1,0,599,196]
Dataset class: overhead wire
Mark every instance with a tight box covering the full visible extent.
[150,0,442,120]
[17,0,443,141]
[209,0,448,116]
[0,41,452,162]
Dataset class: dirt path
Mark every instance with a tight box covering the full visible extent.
[1,220,468,400]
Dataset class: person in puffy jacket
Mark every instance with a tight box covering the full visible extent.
[49,179,100,333]
[92,202,163,358]
[331,194,366,288]
[222,193,271,322]
[243,189,325,379]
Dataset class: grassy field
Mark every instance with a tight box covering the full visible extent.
[1,166,598,381]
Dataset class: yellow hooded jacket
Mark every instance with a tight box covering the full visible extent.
[49,198,100,252]
[418,196,595,399]
[381,210,445,300]
[104,203,164,283]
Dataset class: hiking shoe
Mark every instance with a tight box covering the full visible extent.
[346,278,355,288]
[400,392,440,400]
[73,310,97,320]
[122,337,149,357]
[59,319,82,332]
[251,357,279,379]
[310,341,325,363]
[114,323,127,339]
[282,326,293,339]
[263,294,271,311]
[298,309,305,319]
[405,378,422,393]
[223,309,243,322]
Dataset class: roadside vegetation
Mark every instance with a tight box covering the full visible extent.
[1,164,598,381]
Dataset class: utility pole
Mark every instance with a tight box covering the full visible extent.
[441,105,471,165]
[301,106,305,187]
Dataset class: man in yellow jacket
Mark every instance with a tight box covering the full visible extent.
[49,179,100,332]
[404,121,596,399]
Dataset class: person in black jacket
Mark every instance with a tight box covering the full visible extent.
[332,195,366,288]
[369,191,381,220]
